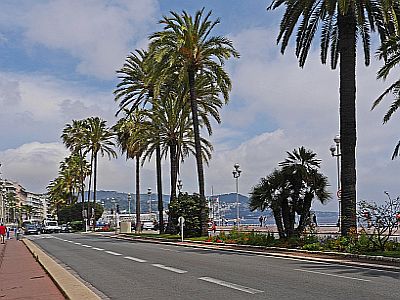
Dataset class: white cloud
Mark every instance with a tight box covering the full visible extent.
[8,0,159,79]
[1,142,68,193]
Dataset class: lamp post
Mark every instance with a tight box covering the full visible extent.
[232,163,242,227]
[147,188,152,215]
[127,193,131,215]
[177,179,183,193]
[330,134,341,231]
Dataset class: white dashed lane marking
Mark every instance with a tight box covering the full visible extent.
[105,251,122,256]
[124,256,147,263]
[199,277,264,294]
[151,264,187,274]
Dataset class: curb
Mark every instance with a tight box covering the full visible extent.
[23,239,101,300]
[109,234,400,272]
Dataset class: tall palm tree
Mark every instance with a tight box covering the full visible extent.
[372,33,400,159]
[85,117,117,230]
[61,119,90,222]
[143,88,213,233]
[268,0,397,235]
[114,110,149,232]
[114,49,166,232]
[149,8,239,235]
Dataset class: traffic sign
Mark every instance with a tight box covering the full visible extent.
[337,189,341,199]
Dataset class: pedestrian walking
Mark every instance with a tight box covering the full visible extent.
[263,215,268,227]
[0,223,7,244]
[6,227,10,240]
[312,214,318,226]
[259,215,263,227]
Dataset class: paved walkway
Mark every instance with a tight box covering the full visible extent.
[0,234,65,300]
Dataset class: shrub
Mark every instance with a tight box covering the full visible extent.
[302,242,323,251]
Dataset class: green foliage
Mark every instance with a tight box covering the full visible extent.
[69,220,83,231]
[168,193,205,237]
[302,243,324,251]
[58,202,104,224]
[208,229,277,247]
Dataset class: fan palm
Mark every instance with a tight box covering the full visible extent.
[269,0,397,235]
[85,117,117,229]
[114,49,166,232]
[280,147,331,233]
[61,119,90,220]
[114,110,149,232]
[149,8,239,235]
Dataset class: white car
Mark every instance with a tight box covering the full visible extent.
[42,220,61,233]
[142,221,155,230]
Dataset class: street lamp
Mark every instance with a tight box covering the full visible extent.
[330,134,341,231]
[147,188,152,215]
[127,193,131,215]
[177,179,183,193]
[232,163,242,227]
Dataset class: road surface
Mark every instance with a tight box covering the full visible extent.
[28,233,399,299]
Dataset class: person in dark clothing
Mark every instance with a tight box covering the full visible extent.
[259,215,263,227]
[312,214,317,226]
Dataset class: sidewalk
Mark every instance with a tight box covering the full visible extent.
[0,235,65,300]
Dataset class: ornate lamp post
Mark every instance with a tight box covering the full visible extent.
[232,163,242,227]
[177,179,183,193]
[147,188,152,214]
[330,134,341,231]
[127,193,131,215]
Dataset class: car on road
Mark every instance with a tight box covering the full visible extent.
[142,221,156,230]
[41,220,61,233]
[60,223,71,233]
[24,224,40,235]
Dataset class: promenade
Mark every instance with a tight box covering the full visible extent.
[0,233,65,300]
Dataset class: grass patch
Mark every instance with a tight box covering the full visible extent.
[364,251,400,258]
[125,233,181,239]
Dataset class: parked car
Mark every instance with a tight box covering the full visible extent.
[142,221,156,230]
[24,224,40,235]
[60,223,71,233]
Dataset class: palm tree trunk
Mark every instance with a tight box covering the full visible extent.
[79,149,85,225]
[156,144,164,233]
[87,151,94,229]
[338,13,357,236]
[188,69,207,236]
[135,155,141,232]
[272,207,285,239]
[92,151,98,231]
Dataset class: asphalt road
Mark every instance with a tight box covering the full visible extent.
[28,233,400,300]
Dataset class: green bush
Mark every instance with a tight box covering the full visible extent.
[302,242,323,251]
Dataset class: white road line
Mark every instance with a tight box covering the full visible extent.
[124,256,147,263]
[74,242,82,245]
[81,245,92,248]
[151,264,187,274]
[92,247,104,251]
[105,251,122,256]
[294,269,371,282]
[199,277,264,294]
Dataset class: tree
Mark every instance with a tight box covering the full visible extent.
[114,110,149,232]
[279,147,331,234]
[85,117,117,230]
[58,202,104,225]
[358,192,400,250]
[114,49,166,233]
[168,193,206,237]
[268,0,397,235]
[372,33,400,159]
[249,147,330,238]
[61,119,91,223]
[149,8,239,235]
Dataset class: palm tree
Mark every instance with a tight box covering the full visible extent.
[249,169,291,238]
[372,33,400,159]
[85,117,117,230]
[114,110,149,232]
[279,147,331,234]
[143,88,213,233]
[114,49,166,232]
[268,0,397,235]
[61,119,90,222]
[149,8,239,235]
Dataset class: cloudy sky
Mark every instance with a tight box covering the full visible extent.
[0,0,399,212]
